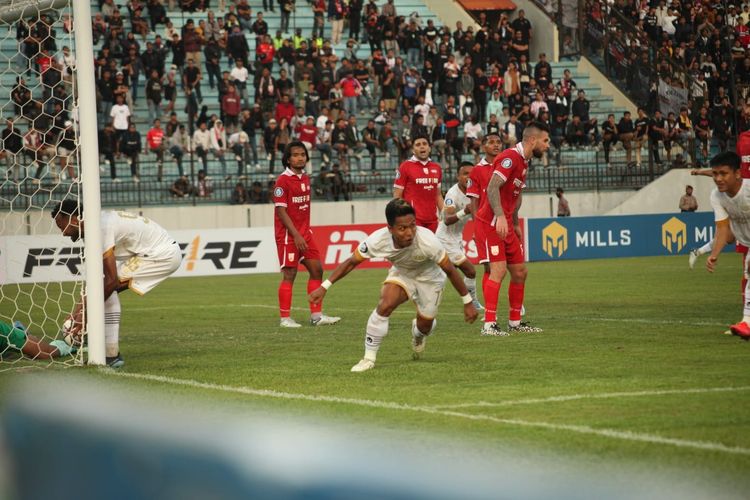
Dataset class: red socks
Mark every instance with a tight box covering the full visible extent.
[308,279,322,314]
[508,282,525,322]
[483,279,500,323]
[278,281,293,318]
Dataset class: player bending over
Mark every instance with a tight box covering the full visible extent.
[436,161,483,310]
[705,151,750,340]
[53,200,182,367]
[273,141,340,327]
[474,122,549,335]
[0,320,76,360]
[309,199,478,372]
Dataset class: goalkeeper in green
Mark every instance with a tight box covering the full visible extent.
[0,321,75,360]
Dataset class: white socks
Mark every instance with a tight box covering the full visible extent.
[364,310,389,361]
[104,293,121,357]
[697,241,713,255]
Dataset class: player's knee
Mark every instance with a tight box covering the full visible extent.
[281,267,297,282]
[367,309,389,337]
[510,265,528,282]
[307,260,323,280]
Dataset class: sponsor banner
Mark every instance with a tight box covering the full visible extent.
[2,228,279,284]
[528,212,725,261]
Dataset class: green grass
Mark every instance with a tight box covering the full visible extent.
[2,255,750,493]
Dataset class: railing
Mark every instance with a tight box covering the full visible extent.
[0,150,671,210]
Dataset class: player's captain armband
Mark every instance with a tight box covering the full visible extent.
[716,218,730,227]
[353,241,369,261]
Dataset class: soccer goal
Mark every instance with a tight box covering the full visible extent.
[0,0,105,367]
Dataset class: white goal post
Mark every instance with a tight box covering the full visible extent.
[0,0,104,365]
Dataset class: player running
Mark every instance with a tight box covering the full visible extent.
[474,122,550,335]
[705,151,750,339]
[436,161,483,310]
[52,200,183,367]
[309,199,478,372]
[393,135,444,232]
[273,141,340,328]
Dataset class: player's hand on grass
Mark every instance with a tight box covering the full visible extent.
[706,255,718,273]
[293,233,308,251]
[308,287,326,305]
[464,303,478,323]
[495,217,508,239]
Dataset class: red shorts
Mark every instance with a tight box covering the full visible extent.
[276,232,320,267]
[476,218,524,264]
[417,219,438,233]
[473,222,488,264]
[737,243,749,254]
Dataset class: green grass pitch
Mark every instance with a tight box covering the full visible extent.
[2,254,749,492]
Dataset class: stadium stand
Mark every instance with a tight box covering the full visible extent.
[0,0,743,208]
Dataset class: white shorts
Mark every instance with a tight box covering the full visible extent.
[117,244,182,295]
[384,267,446,320]
[437,235,467,266]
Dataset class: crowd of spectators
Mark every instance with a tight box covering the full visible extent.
[4,0,748,200]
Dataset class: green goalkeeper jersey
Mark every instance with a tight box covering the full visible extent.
[0,321,27,352]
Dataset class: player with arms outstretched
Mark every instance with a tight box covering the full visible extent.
[704,151,750,339]
[309,199,478,372]
[393,135,444,232]
[474,122,550,335]
[273,141,340,328]
[0,320,76,360]
[53,200,183,367]
[436,161,483,310]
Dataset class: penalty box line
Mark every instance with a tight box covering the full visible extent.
[128,303,728,328]
[106,370,750,457]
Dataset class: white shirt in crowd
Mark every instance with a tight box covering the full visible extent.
[192,128,211,150]
[210,125,227,151]
[110,104,131,131]
[230,66,249,83]
[464,121,482,139]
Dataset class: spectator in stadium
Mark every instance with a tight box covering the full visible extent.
[228,130,250,178]
[210,119,229,180]
[230,181,249,204]
[168,124,188,177]
[566,114,587,148]
[617,111,635,166]
[241,104,262,169]
[221,83,242,132]
[248,181,269,204]
[146,119,167,182]
[192,121,211,172]
[119,122,142,183]
[183,58,202,103]
[601,114,617,168]
[362,119,380,172]
[145,69,163,124]
[316,120,334,167]
[1,119,24,183]
[556,187,571,217]
[194,169,213,197]
[329,0,345,45]
[633,108,650,169]
[204,38,222,90]
[56,120,77,181]
[464,115,483,161]
[170,174,194,197]
[263,118,280,173]
[679,185,698,212]
[649,110,666,166]
[571,90,598,145]
[109,94,131,155]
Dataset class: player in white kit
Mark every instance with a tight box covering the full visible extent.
[435,161,483,310]
[704,152,750,340]
[53,200,183,366]
[309,199,478,372]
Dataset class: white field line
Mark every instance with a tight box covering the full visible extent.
[127,303,728,327]
[431,386,750,409]
[106,371,750,456]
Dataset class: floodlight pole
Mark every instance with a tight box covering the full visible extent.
[73,0,106,365]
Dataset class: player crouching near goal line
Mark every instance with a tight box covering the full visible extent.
[52,200,183,367]
[309,199,479,372]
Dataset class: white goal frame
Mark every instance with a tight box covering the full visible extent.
[0,0,105,365]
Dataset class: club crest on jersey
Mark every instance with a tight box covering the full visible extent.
[395,171,401,179]
[490,245,499,256]
[501,158,513,169]
[445,198,454,206]
[274,187,284,197]
[423,167,429,175]
[467,179,472,188]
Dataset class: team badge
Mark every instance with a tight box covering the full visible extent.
[445,198,454,206]
[423,168,429,175]
[395,171,401,180]
[274,187,284,197]
[467,179,472,188]
[301,183,307,192]
[501,158,513,169]
[288,252,295,261]
[490,245,499,256]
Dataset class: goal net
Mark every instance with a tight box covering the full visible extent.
[0,0,104,368]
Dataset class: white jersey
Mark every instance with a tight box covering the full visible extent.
[710,183,750,246]
[436,183,471,243]
[355,226,446,281]
[101,210,177,262]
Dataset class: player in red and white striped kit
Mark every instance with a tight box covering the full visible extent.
[273,141,340,328]
[474,122,550,335]
[393,136,444,232]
